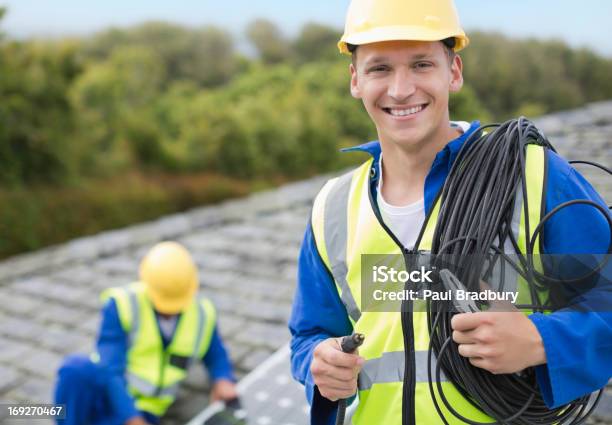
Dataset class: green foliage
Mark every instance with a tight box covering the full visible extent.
[3,15,612,258]
[0,40,82,185]
[153,60,375,178]
[293,23,342,64]
[0,174,250,258]
[70,45,166,174]
[84,22,239,87]
[450,85,492,123]
[246,19,291,65]
[460,32,612,119]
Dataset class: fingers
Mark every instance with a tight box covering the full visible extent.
[317,340,364,368]
[457,343,480,358]
[316,374,358,393]
[317,380,358,402]
[452,329,476,344]
[453,309,537,375]
[312,366,359,400]
[311,359,359,382]
[456,342,501,373]
[451,312,485,331]
[452,326,495,345]
[468,357,503,374]
[311,338,364,401]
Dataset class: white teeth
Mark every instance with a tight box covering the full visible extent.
[388,105,424,116]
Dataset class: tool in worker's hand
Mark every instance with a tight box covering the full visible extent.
[439,269,479,313]
[340,333,365,353]
[335,333,365,425]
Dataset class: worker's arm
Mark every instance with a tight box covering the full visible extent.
[202,325,237,401]
[96,299,143,424]
[289,221,354,425]
[530,150,612,407]
[452,151,611,407]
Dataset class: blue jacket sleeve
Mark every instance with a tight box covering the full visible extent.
[96,299,141,423]
[202,325,236,382]
[530,150,612,407]
[289,221,354,425]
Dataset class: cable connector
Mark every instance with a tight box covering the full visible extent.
[439,269,479,313]
[336,333,365,425]
[339,333,365,353]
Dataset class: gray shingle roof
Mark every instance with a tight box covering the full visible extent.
[0,102,610,425]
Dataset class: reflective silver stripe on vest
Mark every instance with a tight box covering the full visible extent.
[127,373,179,398]
[358,351,448,391]
[127,289,139,348]
[491,184,523,255]
[189,301,206,367]
[324,171,361,322]
[488,185,524,293]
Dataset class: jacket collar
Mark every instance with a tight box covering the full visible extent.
[341,120,481,164]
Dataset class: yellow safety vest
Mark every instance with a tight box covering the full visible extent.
[100,282,216,416]
[311,145,546,424]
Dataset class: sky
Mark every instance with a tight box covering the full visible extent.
[1,0,611,57]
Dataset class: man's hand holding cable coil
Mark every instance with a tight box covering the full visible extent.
[452,308,548,374]
[442,272,548,374]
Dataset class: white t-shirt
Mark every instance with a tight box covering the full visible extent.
[377,164,425,250]
[376,121,470,249]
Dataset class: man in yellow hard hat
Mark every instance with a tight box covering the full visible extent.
[289,0,611,424]
[54,241,237,425]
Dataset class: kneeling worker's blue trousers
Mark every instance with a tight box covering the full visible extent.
[54,354,159,425]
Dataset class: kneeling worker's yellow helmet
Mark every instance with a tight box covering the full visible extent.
[338,0,469,55]
[139,241,198,314]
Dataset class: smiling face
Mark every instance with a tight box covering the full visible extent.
[350,40,463,153]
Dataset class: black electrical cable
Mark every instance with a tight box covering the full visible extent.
[423,117,611,424]
[569,160,612,176]
[568,160,612,209]
[335,333,365,425]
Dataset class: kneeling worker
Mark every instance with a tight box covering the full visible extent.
[55,241,237,425]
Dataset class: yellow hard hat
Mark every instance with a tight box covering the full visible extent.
[139,241,198,314]
[338,0,469,55]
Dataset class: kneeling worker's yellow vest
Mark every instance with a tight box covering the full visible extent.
[310,145,546,424]
[99,282,216,417]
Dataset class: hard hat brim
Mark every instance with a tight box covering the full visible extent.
[338,26,469,55]
[146,278,198,315]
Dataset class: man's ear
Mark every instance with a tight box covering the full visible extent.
[350,63,361,99]
[449,55,464,93]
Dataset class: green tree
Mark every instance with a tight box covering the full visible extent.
[0,39,82,185]
[459,32,612,119]
[246,19,291,64]
[84,22,238,87]
[70,46,166,173]
[163,59,375,179]
[450,85,492,123]
[293,23,342,64]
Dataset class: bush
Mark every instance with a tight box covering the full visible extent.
[0,40,82,185]
[0,173,250,259]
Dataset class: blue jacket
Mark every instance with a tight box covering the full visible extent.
[289,121,612,424]
[97,298,235,423]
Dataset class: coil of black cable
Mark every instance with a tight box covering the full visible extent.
[425,117,611,424]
